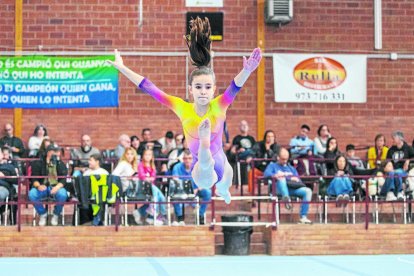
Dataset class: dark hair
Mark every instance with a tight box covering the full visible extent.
[183,149,192,156]
[33,124,48,136]
[130,135,139,142]
[301,124,310,131]
[346,144,355,151]
[141,128,151,136]
[326,137,338,152]
[263,130,276,142]
[317,124,329,137]
[185,17,215,85]
[165,131,174,139]
[89,153,102,163]
[334,154,349,171]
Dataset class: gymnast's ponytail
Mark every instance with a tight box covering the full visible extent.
[185,16,216,84]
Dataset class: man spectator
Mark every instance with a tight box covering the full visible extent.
[387,131,414,171]
[0,123,25,158]
[231,120,256,186]
[170,150,211,225]
[138,128,162,158]
[289,124,315,176]
[114,134,131,159]
[231,120,256,161]
[29,144,68,226]
[70,134,101,177]
[83,154,109,176]
[264,148,313,224]
[158,130,176,157]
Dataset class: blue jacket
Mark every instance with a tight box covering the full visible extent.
[171,162,197,189]
[289,136,314,156]
[263,162,299,179]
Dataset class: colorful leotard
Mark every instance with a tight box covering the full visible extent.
[139,78,241,181]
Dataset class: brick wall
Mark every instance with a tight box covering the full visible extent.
[0,226,214,257]
[1,0,414,150]
[266,224,414,255]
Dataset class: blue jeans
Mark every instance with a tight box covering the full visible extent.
[28,186,68,216]
[276,178,312,217]
[327,177,353,196]
[380,169,405,196]
[0,186,9,202]
[173,189,211,217]
[138,185,166,217]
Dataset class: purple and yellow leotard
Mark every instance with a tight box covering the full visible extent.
[139,78,241,181]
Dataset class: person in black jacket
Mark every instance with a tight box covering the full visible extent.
[324,137,341,176]
[0,150,18,210]
[28,144,68,226]
[386,131,414,171]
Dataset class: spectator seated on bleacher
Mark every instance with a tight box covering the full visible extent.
[324,137,341,176]
[138,128,162,159]
[112,147,154,226]
[158,130,176,158]
[170,150,211,225]
[326,155,354,206]
[263,148,312,224]
[29,144,68,226]
[0,150,18,221]
[137,149,167,226]
[379,160,405,201]
[27,124,48,158]
[249,130,280,194]
[114,134,131,160]
[289,124,316,176]
[70,134,101,177]
[345,144,365,170]
[313,124,331,157]
[130,135,141,159]
[0,123,25,158]
[367,134,389,169]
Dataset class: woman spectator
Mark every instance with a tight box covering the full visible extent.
[327,155,354,205]
[324,137,340,176]
[112,147,148,225]
[138,149,167,225]
[130,135,141,159]
[367,134,389,169]
[28,124,48,157]
[249,130,280,193]
[314,124,331,157]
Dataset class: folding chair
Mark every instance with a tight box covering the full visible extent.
[124,180,153,226]
[166,179,200,225]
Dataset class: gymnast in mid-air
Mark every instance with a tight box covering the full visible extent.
[108,17,262,204]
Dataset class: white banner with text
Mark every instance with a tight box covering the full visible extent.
[273,54,367,103]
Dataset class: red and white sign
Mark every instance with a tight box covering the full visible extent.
[273,54,367,103]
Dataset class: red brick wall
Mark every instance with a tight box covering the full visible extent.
[1,226,214,257]
[266,224,414,255]
[1,0,414,151]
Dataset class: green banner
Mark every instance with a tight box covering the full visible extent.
[0,55,118,108]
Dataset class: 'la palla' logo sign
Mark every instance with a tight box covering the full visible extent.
[293,57,347,90]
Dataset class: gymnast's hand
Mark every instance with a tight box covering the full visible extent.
[243,48,262,73]
[106,49,124,70]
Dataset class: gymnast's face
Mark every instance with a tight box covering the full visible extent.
[189,74,216,106]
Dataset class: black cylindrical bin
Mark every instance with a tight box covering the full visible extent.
[221,214,253,255]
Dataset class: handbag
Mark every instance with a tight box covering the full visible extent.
[286,179,306,189]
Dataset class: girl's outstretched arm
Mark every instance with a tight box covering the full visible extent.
[234,47,262,87]
[107,49,144,86]
[219,48,262,107]
[107,49,183,110]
